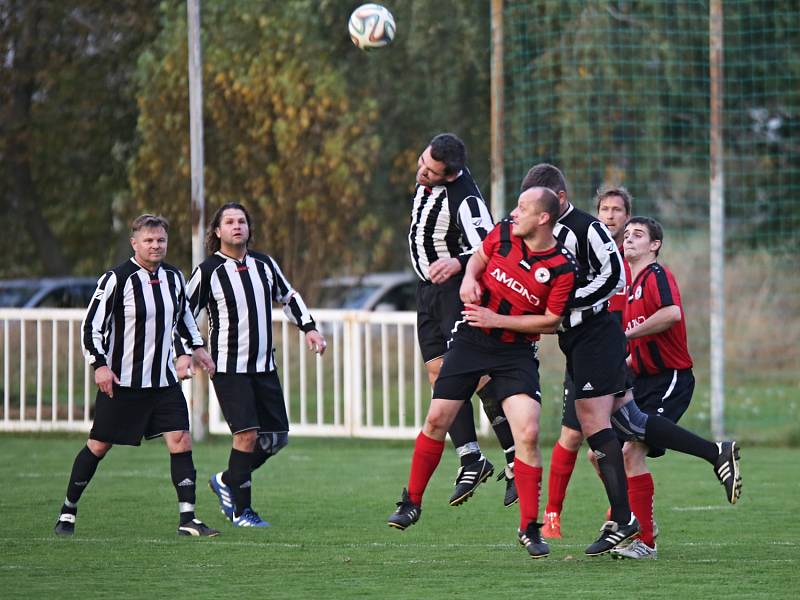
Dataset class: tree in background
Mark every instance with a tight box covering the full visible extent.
[0,0,492,283]
[129,1,384,290]
[0,0,161,277]
[334,0,492,268]
[129,1,491,287]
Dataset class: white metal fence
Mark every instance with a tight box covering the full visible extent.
[0,308,490,439]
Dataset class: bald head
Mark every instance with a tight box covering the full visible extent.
[510,186,560,240]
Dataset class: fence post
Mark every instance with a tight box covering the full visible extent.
[709,0,726,439]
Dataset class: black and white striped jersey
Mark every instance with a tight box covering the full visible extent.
[82,258,204,388]
[408,167,494,281]
[555,203,625,329]
[186,251,316,374]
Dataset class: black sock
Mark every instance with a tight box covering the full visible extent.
[645,415,719,463]
[586,429,630,524]
[503,443,516,468]
[493,420,515,464]
[448,399,481,466]
[64,445,103,508]
[478,386,516,465]
[170,451,196,524]
[227,448,254,516]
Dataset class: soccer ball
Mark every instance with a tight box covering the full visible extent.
[348,4,396,50]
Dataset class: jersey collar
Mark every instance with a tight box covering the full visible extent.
[130,257,161,276]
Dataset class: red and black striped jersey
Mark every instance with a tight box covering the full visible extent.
[624,262,693,376]
[475,220,578,344]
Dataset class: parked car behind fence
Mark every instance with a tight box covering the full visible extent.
[314,271,417,312]
[0,277,98,309]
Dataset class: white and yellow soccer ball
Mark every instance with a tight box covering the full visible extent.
[348,3,396,50]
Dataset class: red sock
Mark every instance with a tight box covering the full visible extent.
[514,457,543,530]
[545,442,578,514]
[407,432,445,506]
[628,473,655,546]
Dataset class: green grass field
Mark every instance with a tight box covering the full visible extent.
[1,435,798,599]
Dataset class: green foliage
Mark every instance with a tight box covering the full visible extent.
[130,1,381,288]
[128,1,492,284]
[0,0,163,277]
[2,0,797,282]
[3,435,799,598]
[334,0,492,269]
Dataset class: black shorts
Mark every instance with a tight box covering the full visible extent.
[561,367,635,432]
[212,370,289,435]
[89,384,189,446]
[557,312,629,400]
[416,276,464,363]
[634,368,694,458]
[432,325,541,404]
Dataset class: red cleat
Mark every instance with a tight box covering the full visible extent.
[541,511,562,539]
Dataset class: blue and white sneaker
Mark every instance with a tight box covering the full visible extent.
[208,472,235,521]
[232,507,271,527]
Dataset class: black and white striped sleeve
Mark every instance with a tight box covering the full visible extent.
[456,195,494,264]
[173,269,204,356]
[570,221,625,309]
[267,256,316,333]
[81,271,117,370]
[186,264,207,319]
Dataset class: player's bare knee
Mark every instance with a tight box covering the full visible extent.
[423,406,454,438]
[233,429,258,452]
[87,439,112,457]
[622,441,648,472]
[559,427,583,451]
[515,422,541,451]
[424,413,449,436]
[164,430,192,453]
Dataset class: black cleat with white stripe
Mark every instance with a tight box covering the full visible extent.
[585,515,640,556]
[177,518,220,537]
[387,488,421,530]
[518,521,550,559]
[714,441,742,504]
[449,457,494,506]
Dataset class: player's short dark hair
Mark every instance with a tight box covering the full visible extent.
[429,133,466,176]
[520,163,567,195]
[131,214,169,235]
[206,202,253,254]
[531,186,560,225]
[626,216,663,256]
[595,185,633,214]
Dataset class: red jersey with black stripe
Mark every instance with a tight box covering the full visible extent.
[607,245,631,325]
[624,262,693,376]
[476,220,578,344]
